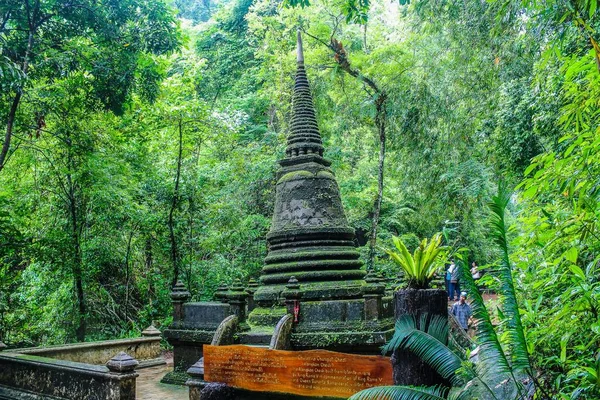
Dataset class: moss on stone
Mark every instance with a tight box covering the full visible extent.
[277,170,314,184]
[247,306,287,326]
[261,269,366,285]
[264,249,360,264]
[163,329,214,343]
[262,259,363,274]
[316,170,335,180]
[160,371,190,385]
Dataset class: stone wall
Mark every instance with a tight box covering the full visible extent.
[9,336,163,367]
[0,353,137,400]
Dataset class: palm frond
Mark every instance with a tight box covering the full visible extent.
[349,385,448,400]
[489,183,532,376]
[383,314,446,353]
[456,257,514,389]
[383,314,419,355]
[382,314,462,385]
[427,315,450,345]
[400,329,463,385]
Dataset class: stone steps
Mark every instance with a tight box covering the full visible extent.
[237,330,273,346]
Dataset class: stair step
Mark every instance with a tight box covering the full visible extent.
[238,331,273,346]
[246,344,270,349]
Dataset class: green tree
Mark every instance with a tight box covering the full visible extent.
[0,0,181,172]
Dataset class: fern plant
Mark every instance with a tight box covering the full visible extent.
[384,233,447,289]
[349,185,540,400]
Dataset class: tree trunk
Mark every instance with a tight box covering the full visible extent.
[145,235,153,302]
[124,229,134,328]
[169,118,184,287]
[67,170,86,342]
[392,289,449,387]
[0,92,22,173]
[367,94,387,270]
[325,36,388,271]
[0,29,34,173]
[65,130,86,342]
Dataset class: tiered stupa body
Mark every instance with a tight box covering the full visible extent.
[243,32,393,352]
[254,33,366,305]
[162,34,394,385]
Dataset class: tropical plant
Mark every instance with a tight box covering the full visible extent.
[350,186,542,400]
[384,233,447,289]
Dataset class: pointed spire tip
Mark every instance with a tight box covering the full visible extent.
[297,30,304,64]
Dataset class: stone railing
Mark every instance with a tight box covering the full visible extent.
[0,351,139,400]
[8,325,164,368]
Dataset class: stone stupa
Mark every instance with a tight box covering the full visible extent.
[162,32,394,384]
[254,32,367,306]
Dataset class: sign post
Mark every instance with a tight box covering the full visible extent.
[203,345,393,398]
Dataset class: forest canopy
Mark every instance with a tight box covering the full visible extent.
[1,0,599,397]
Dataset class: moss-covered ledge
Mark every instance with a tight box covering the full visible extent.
[0,353,138,400]
[9,336,163,368]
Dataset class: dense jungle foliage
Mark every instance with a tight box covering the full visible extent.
[1,0,599,397]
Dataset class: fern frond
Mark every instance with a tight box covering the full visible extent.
[349,385,448,400]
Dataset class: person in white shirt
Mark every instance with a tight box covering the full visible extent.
[471,261,481,280]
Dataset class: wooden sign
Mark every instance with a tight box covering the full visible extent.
[203,345,393,398]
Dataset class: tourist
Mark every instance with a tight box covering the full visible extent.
[445,263,451,299]
[471,261,481,281]
[451,291,472,331]
[448,260,460,301]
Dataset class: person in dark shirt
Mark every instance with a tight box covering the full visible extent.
[448,260,460,300]
[451,291,472,331]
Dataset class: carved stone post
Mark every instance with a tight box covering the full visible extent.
[141,325,162,364]
[214,283,229,303]
[283,276,301,323]
[141,325,161,337]
[245,278,259,312]
[363,272,385,321]
[227,279,248,330]
[106,352,139,400]
[186,358,204,400]
[171,280,191,328]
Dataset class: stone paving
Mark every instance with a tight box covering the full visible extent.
[137,364,188,400]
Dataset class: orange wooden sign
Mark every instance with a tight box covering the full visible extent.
[203,345,393,398]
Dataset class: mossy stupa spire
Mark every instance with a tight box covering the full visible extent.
[285,30,325,160]
[254,31,366,305]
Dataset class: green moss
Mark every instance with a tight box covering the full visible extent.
[247,306,287,326]
[160,371,190,385]
[264,249,360,263]
[261,269,366,284]
[262,258,363,274]
[277,170,314,184]
[316,170,335,179]
[163,328,214,343]
[249,306,286,316]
